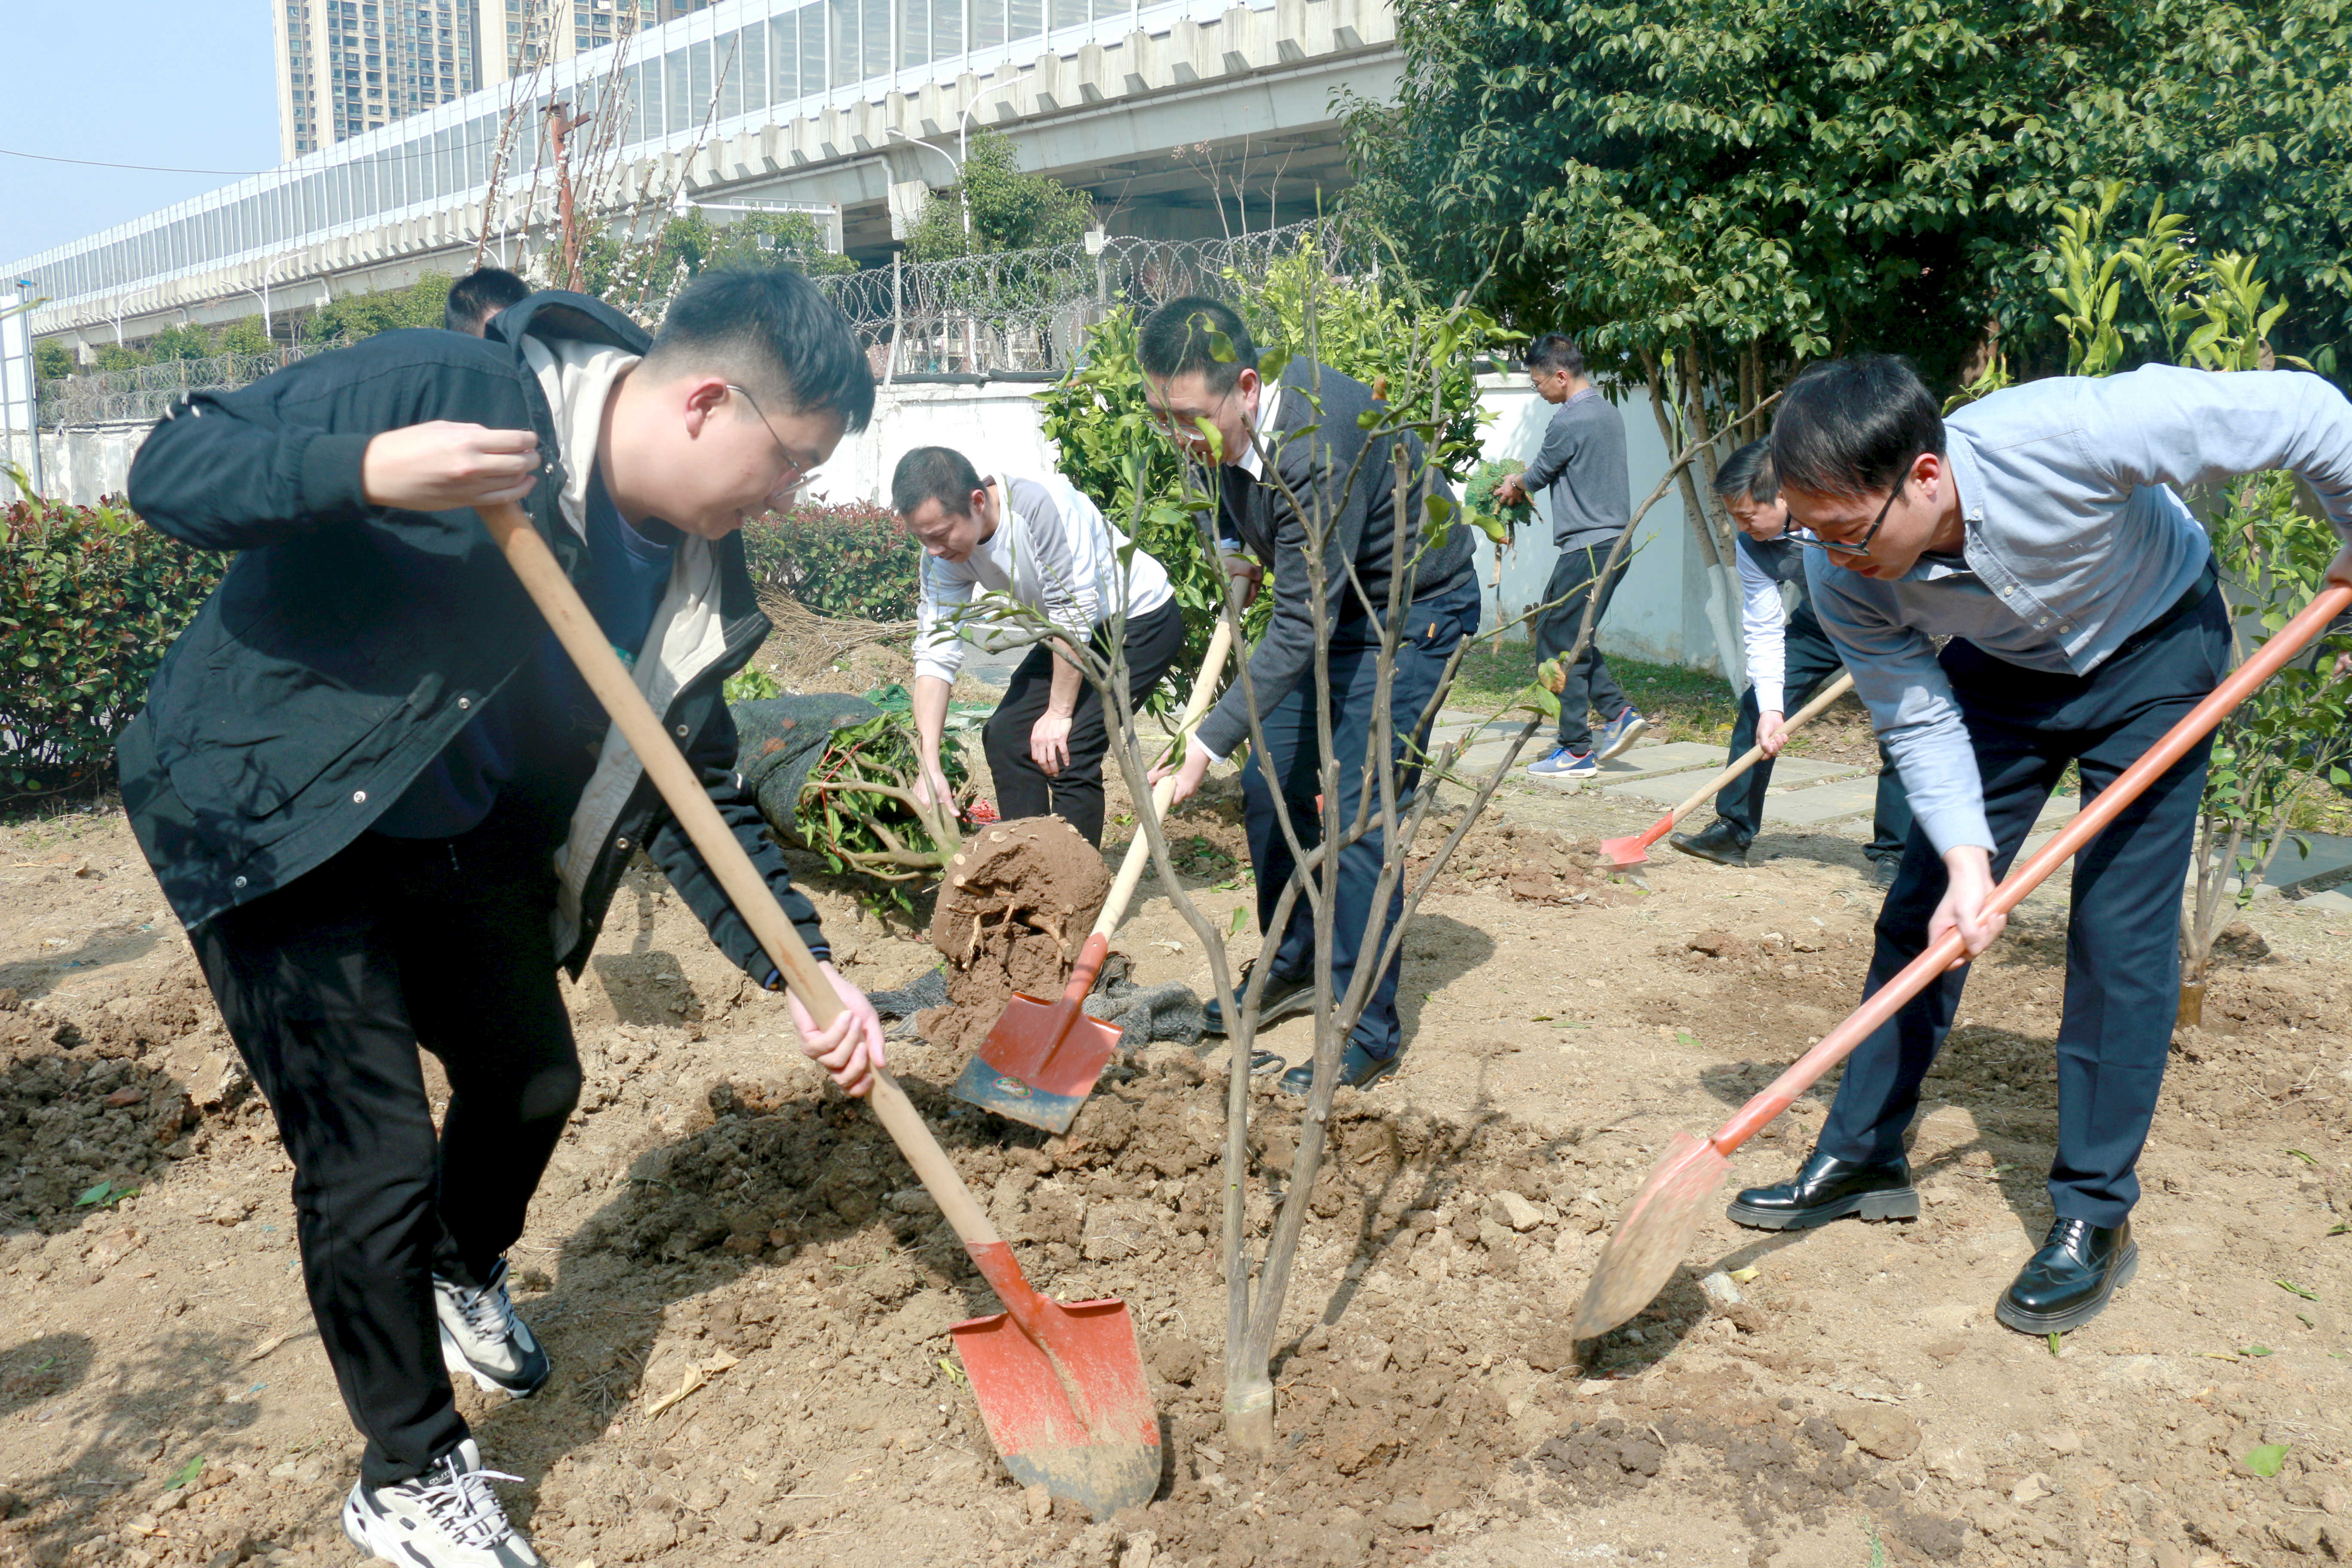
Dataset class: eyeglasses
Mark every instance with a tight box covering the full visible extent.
[1789,455,1916,557]
[726,383,818,499]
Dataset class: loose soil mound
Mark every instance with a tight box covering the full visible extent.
[923,818,1115,1054]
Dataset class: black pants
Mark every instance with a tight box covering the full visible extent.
[1817,587,2228,1227]
[1532,542,1632,752]
[1716,603,1914,861]
[190,811,582,1485]
[984,596,1187,846]
[1243,577,1482,1056]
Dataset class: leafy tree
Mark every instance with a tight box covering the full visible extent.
[303,273,453,343]
[91,343,148,374]
[32,342,73,382]
[579,209,854,324]
[1338,0,2352,675]
[148,324,217,362]
[903,129,1094,262]
[217,316,276,357]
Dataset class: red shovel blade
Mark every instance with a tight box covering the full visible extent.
[954,989,1125,1135]
[1598,808,1676,869]
[1571,1130,1731,1338]
[950,1293,1161,1517]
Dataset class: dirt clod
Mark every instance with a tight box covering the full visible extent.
[922,816,1114,1054]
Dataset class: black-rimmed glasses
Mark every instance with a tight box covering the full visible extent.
[1790,455,1915,557]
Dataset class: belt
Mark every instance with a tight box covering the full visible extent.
[2113,559,2220,660]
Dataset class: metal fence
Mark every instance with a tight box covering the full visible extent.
[31,220,1349,423]
[816,220,1355,379]
[37,346,335,427]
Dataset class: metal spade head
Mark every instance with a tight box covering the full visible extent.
[949,1293,1162,1517]
[1597,827,1660,868]
[954,989,1125,1136]
[1571,1130,1730,1339]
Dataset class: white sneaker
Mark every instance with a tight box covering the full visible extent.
[434,1259,551,1398]
[342,1439,540,1567]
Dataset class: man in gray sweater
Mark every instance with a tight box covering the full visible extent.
[1496,334,1644,777]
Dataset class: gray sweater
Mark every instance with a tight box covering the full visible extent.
[1523,386,1630,551]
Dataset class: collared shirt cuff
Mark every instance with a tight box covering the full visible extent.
[1753,681,1786,717]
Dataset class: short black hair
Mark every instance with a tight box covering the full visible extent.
[1770,354,1943,499]
[640,266,876,433]
[1524,332,1585,377]
[445,266,530,334]
[891,446,985,518]
[1712,438,1778,504]
[1135,294,1258,395]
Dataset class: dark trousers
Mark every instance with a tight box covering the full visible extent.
[1242,577,1482,1057]
[1817,588,2228,1228]
[1716,603,1914,860]
[190,812,582,1485]
[984,596,1187,847]
[1532,542,1632,752]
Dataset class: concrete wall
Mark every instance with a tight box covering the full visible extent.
[28,372,1739,675]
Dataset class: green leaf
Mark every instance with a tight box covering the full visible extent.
[1228,906,1249,936]
[2242,1444,2289,1478]
[2275,1278,2320,1301]
[2047,1330,2063,1357]
[165,1456,205,1490]
[2242,1344,2274,1356]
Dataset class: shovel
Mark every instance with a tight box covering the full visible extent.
[476,502,1161,1518]
[954,619,1237,1134]
[1599,672,1856,868]
[1572,579,2352,1339]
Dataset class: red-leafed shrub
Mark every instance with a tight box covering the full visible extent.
[739,499,918,623]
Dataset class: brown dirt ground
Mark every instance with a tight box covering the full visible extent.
[0,751,2346,1568]
[923,818,1114,1055]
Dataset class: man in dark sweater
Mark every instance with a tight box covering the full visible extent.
[119,268,886,1567]
[1138,295,1481,1093]
[1494,333,1644,778]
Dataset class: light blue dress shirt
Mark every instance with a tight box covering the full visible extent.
[1807,366,2352,857]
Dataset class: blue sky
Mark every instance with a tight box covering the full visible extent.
[1,3,279,267]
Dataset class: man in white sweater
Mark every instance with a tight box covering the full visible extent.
[895,446,1183,846]
[1671,439,1913,880]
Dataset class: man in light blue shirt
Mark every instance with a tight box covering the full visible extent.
[1727,354,2352,1338]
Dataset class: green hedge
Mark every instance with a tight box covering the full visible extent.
[740,499,920,622]
[1,483,221,801]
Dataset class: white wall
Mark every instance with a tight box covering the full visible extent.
[34,371,1737,675]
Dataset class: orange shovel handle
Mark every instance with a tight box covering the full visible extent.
[1709,582,2352,1158]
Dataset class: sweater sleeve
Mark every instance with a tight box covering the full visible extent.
[911,553,972,684]
[1737,541,1790,714]
[1521,404,1577,492]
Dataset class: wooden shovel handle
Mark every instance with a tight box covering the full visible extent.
[1664,671,1856,827]
[1709,582,2352,1158]
[1088,618,1236,941]
[475,502,1001,1249]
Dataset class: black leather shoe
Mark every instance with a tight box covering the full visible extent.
[1201,960,1315,1037]
[1669,819,1751,867]
[1726,1148,1919,1231]
[1996,1218,2138,1334]
[1278,1041,1399,1097]
[1871,855,1901,888]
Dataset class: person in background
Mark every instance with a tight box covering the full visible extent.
[1494,332,1645,779]
[896,446,1184,848]
[445,266,530,337]
[1671,439,1914,881]
[1729,353,2352,1336]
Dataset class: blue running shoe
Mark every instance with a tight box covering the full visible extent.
[1525,746,1599,779]
[1594,707,1650,762]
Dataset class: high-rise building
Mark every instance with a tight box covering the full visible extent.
[274,0,484,160]
[477,1,671,82]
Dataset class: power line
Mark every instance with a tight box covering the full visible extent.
[0,147,266,177]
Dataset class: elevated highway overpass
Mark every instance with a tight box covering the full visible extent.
[9,0,1399,355]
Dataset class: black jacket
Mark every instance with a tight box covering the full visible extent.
[1199,359,1477,759]
[117,291,830,978]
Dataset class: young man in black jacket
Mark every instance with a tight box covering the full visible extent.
[1139,295,1481,1093]
[119,268,886,1568]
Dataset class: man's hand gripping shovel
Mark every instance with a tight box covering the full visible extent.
[1574,577,2352,1340]
[477,502,1161,1518]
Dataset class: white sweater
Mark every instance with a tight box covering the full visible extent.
[912,472,1174,683]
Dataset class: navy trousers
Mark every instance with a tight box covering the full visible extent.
[1817,586,2228,1227]
[1716,602,1913,861]
[1241,577,1482,1057]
